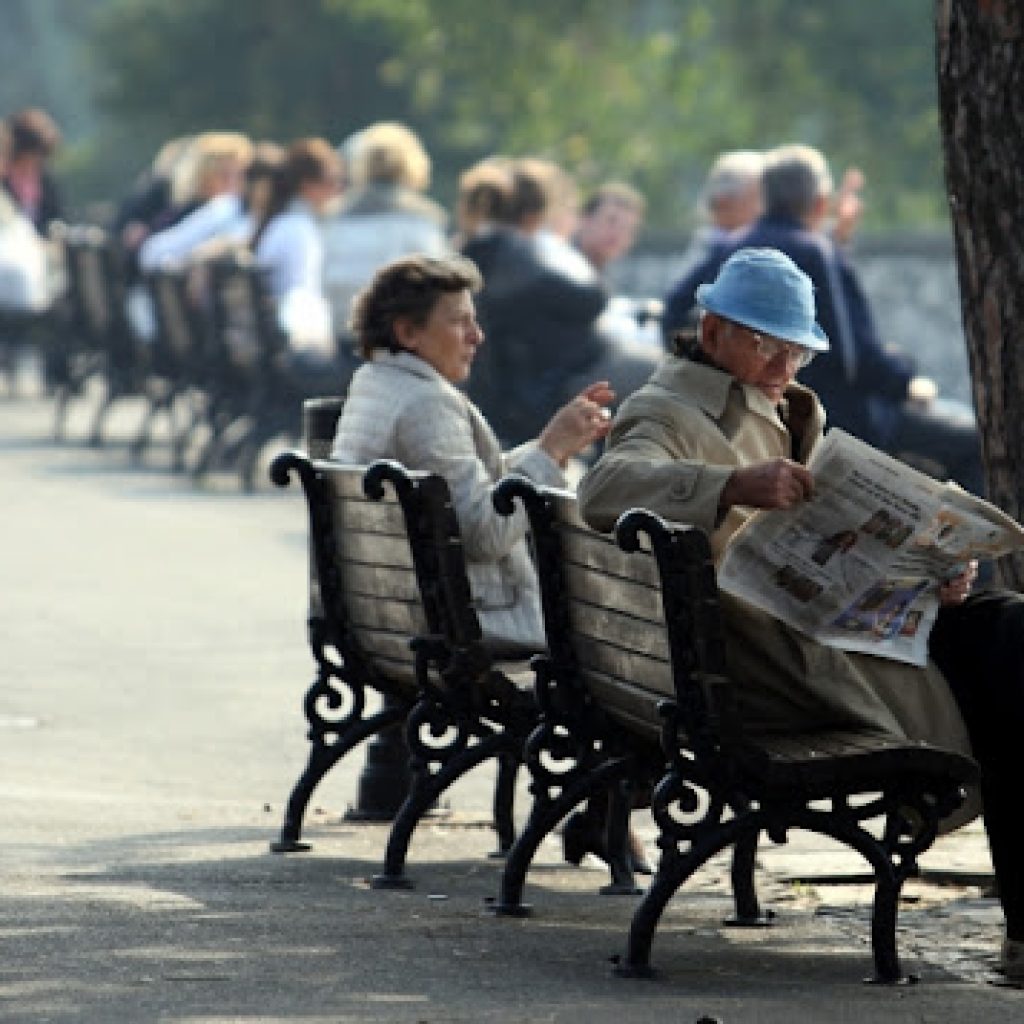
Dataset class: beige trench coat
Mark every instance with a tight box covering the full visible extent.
[579,355,975,800]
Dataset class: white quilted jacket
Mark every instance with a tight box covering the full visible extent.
[331,350,565,650]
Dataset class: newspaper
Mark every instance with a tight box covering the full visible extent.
[718,429,1024,665]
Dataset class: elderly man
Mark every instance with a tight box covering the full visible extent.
[582,246,970,745]
[580,246,1024,982]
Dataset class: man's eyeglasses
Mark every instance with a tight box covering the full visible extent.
[726,320,816,369]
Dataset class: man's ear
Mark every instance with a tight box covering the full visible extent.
[700,312,723,358]
[808,192,830,229]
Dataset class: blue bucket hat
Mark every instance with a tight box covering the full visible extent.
[695,247,829,353]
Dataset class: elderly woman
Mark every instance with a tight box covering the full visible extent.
[331,253,612,651]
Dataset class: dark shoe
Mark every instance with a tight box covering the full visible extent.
[561,810,596,867]
[1002,938,1024,984]
[629,832,653,876]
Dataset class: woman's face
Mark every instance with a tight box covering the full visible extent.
[398,289,484,384]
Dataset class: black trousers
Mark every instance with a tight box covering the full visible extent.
[930,591,1024,939]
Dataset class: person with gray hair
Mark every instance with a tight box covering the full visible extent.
[662,150,765,337]
[661,143,983,497]
[703,149,765,237]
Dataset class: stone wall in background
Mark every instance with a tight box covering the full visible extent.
[610,233,974,409]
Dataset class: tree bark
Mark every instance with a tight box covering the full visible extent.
[936,0,1024,586]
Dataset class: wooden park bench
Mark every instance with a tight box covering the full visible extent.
[268,449,546,888]
[138,265,211,470]
[59,226,142,445]
[488,475,979,983]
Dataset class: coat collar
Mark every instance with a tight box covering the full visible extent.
[649,353,815,431]
[370,348,461,394]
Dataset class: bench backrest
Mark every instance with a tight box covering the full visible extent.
[207,253,282,373]
[495,476,734,752]
[63,228,131,355]
[272,453,483,699]
[145,266,205,366]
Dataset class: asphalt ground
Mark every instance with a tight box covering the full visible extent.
[1,359,1021,1022]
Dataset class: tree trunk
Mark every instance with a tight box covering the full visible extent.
[936,0,1024,587]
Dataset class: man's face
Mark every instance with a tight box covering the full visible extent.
[576,200,641,269]
[712,180,762,231]
[701,314,808,404]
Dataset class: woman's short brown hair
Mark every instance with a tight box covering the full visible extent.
[351,254,482,360]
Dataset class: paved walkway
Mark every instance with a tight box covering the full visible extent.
[1,363,1020,1022]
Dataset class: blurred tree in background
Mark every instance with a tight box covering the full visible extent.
[0,0,947,234]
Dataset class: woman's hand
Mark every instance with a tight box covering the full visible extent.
[538,381,615,467]
[939,560,978,606]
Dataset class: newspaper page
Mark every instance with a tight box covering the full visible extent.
[718,429,1024,665]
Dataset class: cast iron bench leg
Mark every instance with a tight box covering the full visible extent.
[373,730,513,889]
[616,818,746,978]
[489,757,637,915]
[490,751,519,857]
[725,828,774,926]
[270,705,405,853]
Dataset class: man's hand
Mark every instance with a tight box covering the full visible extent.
[720,458,815,512]
[907,376,938,404]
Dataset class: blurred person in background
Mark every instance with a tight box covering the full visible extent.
[2,107,64,235]
[452,155,515,262]
[574,181,646,274]
[138,132,253,271]
[574,180,661,349]
[320,121,448,336]
[114,135,196,277]
[661,149,764,340]
[0,117,48,313]
[701,149,765,241]
[242,142,288,231]
[468,156,659,445]
[251,137,348,389]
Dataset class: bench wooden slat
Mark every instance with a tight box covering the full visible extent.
[558,523,659,587]
[355,627,418,667]
[564,565,664,623]
[339,563,422,604]
[335,498,408,536]
[567,598,671,661]
[318,465,378,499]
[574,634,674,698]
[345,593,429,636]
[336,531,415,569]
[581,667,665,743]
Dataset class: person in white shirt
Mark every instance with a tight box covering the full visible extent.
[250,137,344,382]
[138,132,253,271]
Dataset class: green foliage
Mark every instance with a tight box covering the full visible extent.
[336,0,946,227]
[60,0,947,229]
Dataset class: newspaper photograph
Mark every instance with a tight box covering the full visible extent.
[718,429,1024,665]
